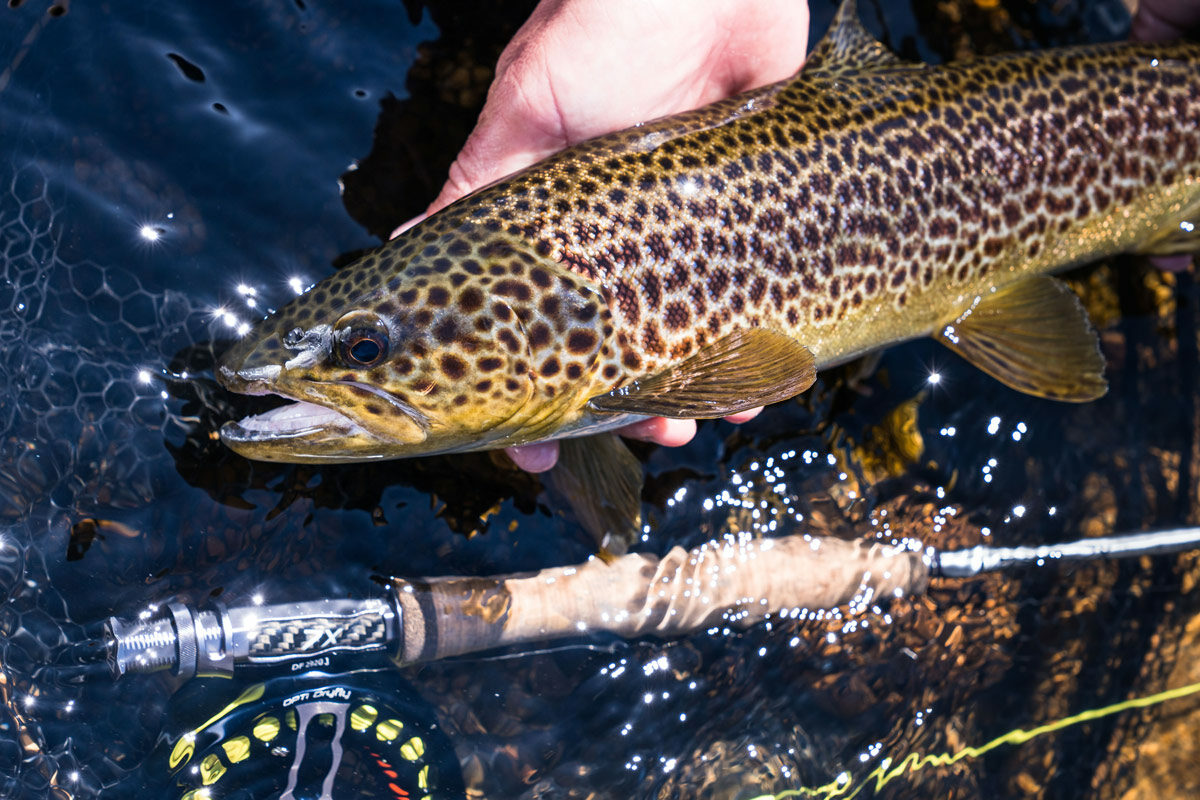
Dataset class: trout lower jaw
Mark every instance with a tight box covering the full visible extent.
[220,398,429,462]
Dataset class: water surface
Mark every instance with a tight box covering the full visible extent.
[2,1,1199,798]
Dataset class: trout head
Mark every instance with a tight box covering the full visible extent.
[217,228,613,462]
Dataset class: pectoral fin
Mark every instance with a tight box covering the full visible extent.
[589,328,817,417]
[937,276,1106,402]
[545,433,642,557]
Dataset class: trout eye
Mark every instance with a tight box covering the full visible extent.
[341,330,388,367]
[333,312,390,368]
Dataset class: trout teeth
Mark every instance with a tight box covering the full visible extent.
[234,364,282,382]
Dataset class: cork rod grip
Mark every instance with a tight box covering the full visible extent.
[390,535,929,664]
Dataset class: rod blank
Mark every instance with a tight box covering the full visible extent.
[935,526,1200,578]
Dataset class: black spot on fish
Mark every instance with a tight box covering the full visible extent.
[566,330,597,354]
[494,279,533,302]
[440,354,467,379]
[459,287,483,313]
[433,318,459,343]
[528,322,552,349]
[664,301,690,331]
[573,303,598,323]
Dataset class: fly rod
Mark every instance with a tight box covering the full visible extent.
[103,526,1200,679]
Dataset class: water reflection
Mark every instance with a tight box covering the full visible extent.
[4,0,1200,798]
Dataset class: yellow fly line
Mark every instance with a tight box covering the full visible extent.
[746,679,1200,800]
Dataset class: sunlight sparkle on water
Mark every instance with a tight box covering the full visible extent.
[982,457,997,483]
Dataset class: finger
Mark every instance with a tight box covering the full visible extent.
[1149,254,1194,273]
[723,407,763,424]
[619,417,698,447]
[1131,0,1200,41]
[506,440,560,472]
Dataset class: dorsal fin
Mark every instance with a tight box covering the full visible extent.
[804,0,903,77]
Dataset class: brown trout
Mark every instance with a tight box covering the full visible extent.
[217,2,1200,549]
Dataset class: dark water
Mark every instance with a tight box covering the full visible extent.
[3,1,1199,798]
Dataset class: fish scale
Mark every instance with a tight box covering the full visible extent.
[425,41,1200,378]
[217,2,1200,548]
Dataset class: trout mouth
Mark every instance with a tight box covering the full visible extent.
[218,371,431,461]
[221,399,366,444]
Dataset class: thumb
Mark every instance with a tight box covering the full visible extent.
[423,3,574,216]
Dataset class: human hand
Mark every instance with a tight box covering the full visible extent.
[1131,0,1200,273]
[1131,0,1200,42]
[397,0,809,472]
